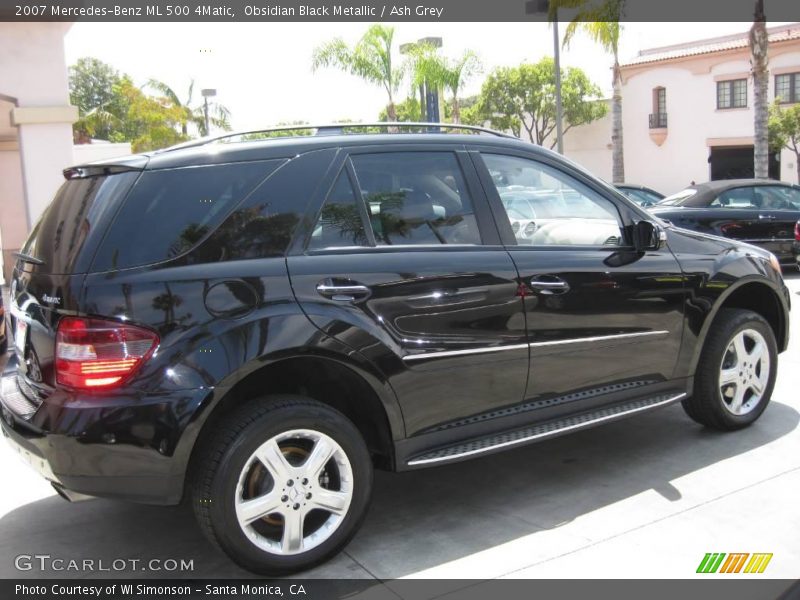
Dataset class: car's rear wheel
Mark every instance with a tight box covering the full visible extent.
[682,308,777,430]
[191,395,373,574]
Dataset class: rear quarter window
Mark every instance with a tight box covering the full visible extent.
[92,161,279,271]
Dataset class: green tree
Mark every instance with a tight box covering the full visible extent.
[378,97,422,122]
[750,0,769,179]
[312,24,402,121]
[769,102,800,183]
[146,78,232,136]
[558,0,625,182]
[69,58,124,141]
[442,51,482,124]
[476,58,607,148]
[115,77,189,152]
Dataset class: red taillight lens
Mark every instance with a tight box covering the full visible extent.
[56,317,159,390]
[795,221,800,242]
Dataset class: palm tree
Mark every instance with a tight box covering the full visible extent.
[146,79,232,136]
[750,0,769,179]
[312,25,402,121]
[559,1,625,183]
[408,45,482,124]
[443,51,482,124]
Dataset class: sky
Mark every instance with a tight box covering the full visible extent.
[64,22,783,131]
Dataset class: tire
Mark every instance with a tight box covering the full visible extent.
[190,395,373,575]
[682,308,778,431]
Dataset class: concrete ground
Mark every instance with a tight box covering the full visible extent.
[0,274,798,587]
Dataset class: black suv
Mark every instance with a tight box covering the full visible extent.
[0,124,791,574]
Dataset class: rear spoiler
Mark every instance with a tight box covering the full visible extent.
[63,154,149,180]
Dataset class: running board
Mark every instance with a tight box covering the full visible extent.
[406,392,686,467]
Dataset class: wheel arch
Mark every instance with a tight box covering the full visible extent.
[183,351,402,495]
[689,277,788,375]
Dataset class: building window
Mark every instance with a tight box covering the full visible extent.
[654,87,666,115]
[775,73,799,104]
[717,79,747,109]
[649,87,667,128]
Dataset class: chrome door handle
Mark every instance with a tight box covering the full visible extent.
[758,214,776,220]
[316,280,371,301]
[529,276,570,295]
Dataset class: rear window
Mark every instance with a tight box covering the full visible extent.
[660,189,697,206]
[20,172,139,274]
[92,161,277,271]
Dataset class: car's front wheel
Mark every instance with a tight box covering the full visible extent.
[683,308,778,430]
[191,395,373,574]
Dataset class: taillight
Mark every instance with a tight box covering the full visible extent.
[795,221,800,242]
[56,317,159,390]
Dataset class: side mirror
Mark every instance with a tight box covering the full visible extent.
[633,220,665,251]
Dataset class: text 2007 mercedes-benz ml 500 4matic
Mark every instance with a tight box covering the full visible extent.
[1,123,791,575]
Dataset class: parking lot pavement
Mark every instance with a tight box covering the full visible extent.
[1,274,798,586]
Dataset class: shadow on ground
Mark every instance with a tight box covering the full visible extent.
[0,396,797,579]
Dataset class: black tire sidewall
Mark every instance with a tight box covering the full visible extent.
[207,400,373,574]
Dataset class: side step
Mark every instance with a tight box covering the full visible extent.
[407,392,686,466]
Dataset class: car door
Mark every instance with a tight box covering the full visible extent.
[750,185,800,262]
[286,147,529,437]
[471,149,687,417]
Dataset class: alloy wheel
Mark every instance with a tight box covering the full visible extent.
[718,328,770,416]
[234,429,353,556]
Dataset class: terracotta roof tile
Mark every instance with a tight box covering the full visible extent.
[622,23,800,67]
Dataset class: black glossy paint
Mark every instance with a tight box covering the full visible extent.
[653,180,800,265]
[0,134,791,505]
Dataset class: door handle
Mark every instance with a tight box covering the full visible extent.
[758,214,776,220]
[529,276,570,295]
[316,279,371,302]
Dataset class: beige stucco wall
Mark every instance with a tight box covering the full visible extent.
[620,42,800,194]
[0,22,76,282]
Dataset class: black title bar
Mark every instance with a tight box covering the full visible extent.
[1,0,800,22]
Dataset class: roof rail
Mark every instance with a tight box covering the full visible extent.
[157,122,517,153]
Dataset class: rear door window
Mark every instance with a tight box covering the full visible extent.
[308,170,370,250]
[92,161,277,271]
[350,152,482,246]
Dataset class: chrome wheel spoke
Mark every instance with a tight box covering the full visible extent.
[309,488,350,515]
[719,367,738,387]
[729,383,746,414]
[255,439,294,483]
[732,333,747,363]
[236,492,283,526]
[303,437,336,481]
[748,340,765,362]
[281,510,305,553]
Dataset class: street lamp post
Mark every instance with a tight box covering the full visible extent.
[552,13,564,154]
[201,88,216,136]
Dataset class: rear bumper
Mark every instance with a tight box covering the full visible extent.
[0,365,211,505]
[744,239,795,264]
